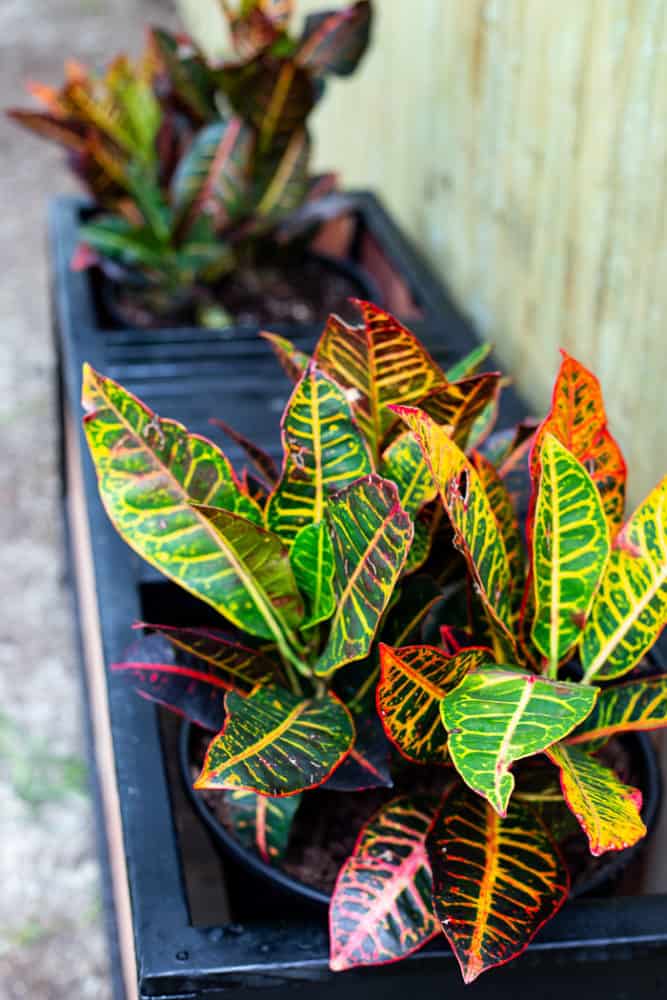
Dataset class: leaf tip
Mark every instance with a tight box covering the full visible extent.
[192,771,209,791]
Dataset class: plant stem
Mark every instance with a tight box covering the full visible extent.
[514,792,563,803]
[281,655,304,697]
[269,626,310,685]
[314,678,327,699]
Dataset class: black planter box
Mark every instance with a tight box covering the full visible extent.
[51,193,667,999]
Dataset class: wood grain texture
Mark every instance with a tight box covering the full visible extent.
[180,0,667,505]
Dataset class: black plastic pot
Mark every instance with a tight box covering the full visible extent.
[52,191,667,999]
[178,722,662,909]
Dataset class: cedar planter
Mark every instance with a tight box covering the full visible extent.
[53,193,667,1000]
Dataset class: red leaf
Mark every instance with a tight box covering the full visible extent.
[329,795,440,971]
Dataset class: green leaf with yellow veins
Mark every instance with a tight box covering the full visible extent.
[195,684,354,795]
[567,674,667,746]
[82,366,310,643]
[315,475,413,676]
[266,364,372,543]
[441,667,597,815]
[394,407,515,643]
[471,450,524,601]
[377,644,489,764]
[531,434,609,669]
[193,504,304,640]
[289,521,335,627]
[581,474,667,681]
[379,431,436,517]
[402,516,431,576]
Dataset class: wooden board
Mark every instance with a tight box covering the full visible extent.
[180,0,667,508]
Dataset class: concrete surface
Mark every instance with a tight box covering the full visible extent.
[0,3,179,997]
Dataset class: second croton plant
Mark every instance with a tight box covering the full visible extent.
[82,301,667,982]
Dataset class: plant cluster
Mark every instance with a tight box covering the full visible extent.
[82,302,667,982]
[8,1,372,322]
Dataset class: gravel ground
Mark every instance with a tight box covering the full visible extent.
[0,3,178,997]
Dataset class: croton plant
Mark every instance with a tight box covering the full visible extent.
[8,0,372,322]
[81,301,667,982]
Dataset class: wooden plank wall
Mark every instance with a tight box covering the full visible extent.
[179,0,667,505]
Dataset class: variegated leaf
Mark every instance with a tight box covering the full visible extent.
[445,343,493,382]
[466,386,502,450]
[6,109,87,152]
[266,363,372,543]
[314,302,447,462]
[379,431,436,517]
[568,674,667,745]
[222,59,315,151]
[195,684,353,795]
[394,407,515,640]
[297,1,372,78]
[377,645,489,764]
[222,2,280,60]
[315,475,413,676]
[150,27,217,121]
[224,789,301,863]
[255,127,311,220]
[532,434,609,670]
[209,417,279,488]
[289,521,335,627]
[441,667,597,815]
[402,515,432,576]
[82,368,308,643]
[112,627,276,729]
[471,450,524,600]
[171,117,253,235]
[140,624,278,692]
[546,742,646,855]
[82,364,260,518]
[581,475,667,681]
[329,795,439,971]
[530,351,626,535]
[418,373,501,451]
[261,330,310,382]
[428,786,569,983]
[193,503,304,637]
[112,632,228,731]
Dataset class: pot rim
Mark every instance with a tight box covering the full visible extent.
[179,722,663,910]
